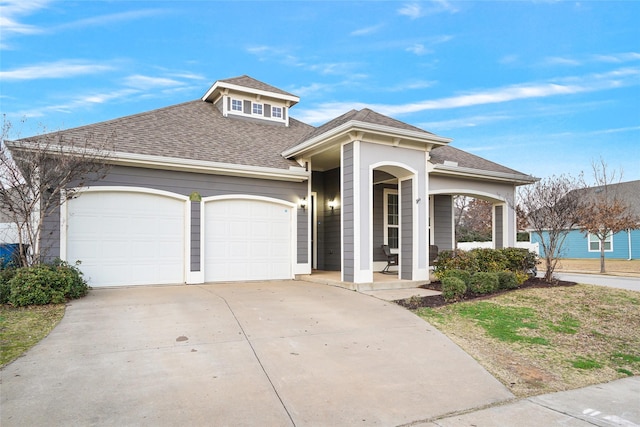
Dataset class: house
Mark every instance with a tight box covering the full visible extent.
[530,180,640,260]
[6,75,537,288]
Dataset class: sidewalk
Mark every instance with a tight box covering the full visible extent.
[416,376,640,426]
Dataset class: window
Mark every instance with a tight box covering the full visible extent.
[384,189,399,251]
[231,99,242,112]
[272,106,283,118]
[252,103,263,115]
[588,232,612,252]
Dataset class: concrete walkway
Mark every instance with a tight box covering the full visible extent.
[1,281,512,426]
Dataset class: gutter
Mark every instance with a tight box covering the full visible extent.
[282,119,452,158]
[431,163,539,185]
[6,140,310,183]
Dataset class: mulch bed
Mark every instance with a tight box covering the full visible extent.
[396,277,578,309]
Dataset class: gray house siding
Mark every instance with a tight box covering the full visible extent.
[342,143,354,282]
[400,179,413,280]
[434,195,453,251]
[44,165,308,271]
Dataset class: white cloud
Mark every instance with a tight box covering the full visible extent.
[398,0,459,19]
[295,67,640,124]
[0,60,114,80]
[406,43,431,56]
[350,24,384,36]
[123,74,184,90]
[53,9,167,31]
[0,0,50,47]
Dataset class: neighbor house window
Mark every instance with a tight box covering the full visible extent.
[252,103,263,115]
[588,232,612,252]
[272,106,283,118]
[231,99,242,112]
[384,189,399,251]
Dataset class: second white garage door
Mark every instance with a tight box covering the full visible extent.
[204,198,294,282]
[65,189,186,287]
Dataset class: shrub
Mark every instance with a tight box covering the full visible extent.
[496,271,519,290]
[468,272,499,295]
[439,269,472,286]
[500,248,538,273]
[441,276,467,302]
[433,250,479,275]
[7,260,89,307]
[0,267,17,304]
[470,248,508,272]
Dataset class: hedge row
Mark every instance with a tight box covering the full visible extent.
[0,260,89,307]
[439,269,520,302]
[432,248,537,302]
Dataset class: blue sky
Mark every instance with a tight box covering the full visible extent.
[1,0,639,184]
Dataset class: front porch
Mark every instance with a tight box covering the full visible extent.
[296,270,437,292]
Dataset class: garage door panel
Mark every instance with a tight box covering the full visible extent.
[67,191,185,287]
[204,199,293,282]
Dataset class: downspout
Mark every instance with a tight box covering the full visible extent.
[628,228,632,261]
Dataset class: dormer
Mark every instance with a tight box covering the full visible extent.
[202,75,299,126]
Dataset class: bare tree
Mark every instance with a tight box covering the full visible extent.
[1,118,113,267]
[577,160,639,273]
[518,174,584,281]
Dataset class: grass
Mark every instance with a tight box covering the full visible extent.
[555,258,640,275]
[416,284,640,397]
[0,304,65,367]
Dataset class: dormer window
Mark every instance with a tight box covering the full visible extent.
[231,99,243,112]
[252,103,263,115]
[272,106,283,119]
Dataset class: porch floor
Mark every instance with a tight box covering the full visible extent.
[297,269,435,293]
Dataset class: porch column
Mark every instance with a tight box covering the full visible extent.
[341,140,374,284]
[493,202,517,248]
[400,178,413,280]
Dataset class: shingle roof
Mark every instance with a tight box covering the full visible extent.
[576,180,640,216]
[294,108,434,147]
[430,144,529,176]
[219,75,297,98]
[23,100,314,170]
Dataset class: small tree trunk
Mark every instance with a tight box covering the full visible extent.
[600,245,606,273]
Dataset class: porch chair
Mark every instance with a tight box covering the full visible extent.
[381,245,399,274]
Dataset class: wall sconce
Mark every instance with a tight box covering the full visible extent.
[328,199,337,211]
[299,197,307,210]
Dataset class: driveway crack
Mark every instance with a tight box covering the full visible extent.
[212,290,297,427]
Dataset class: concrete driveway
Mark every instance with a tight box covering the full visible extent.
[1,281,513,426]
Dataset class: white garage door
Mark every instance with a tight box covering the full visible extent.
[66,190,186,287]
[204,198,293,282]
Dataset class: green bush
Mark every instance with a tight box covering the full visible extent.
[0,267,17,304]
[496,271,519,290]
[441,276,467,302]
[470,248,508,272]
[500,248,538,273]
[468,272,499,295]
[439,269,472,285]
[7,260,89,307]
[433,250,479,275]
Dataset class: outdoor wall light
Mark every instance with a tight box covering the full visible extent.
[299,197,307,210]
[328,199,337,210]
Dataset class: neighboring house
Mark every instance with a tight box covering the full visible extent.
[530,180,640,260]
[6,75,537,287]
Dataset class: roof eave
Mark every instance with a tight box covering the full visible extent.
[431,163,539,185]
[282,120,452,158]
[202,81,300,105]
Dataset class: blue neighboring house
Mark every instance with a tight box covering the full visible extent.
[530,180,640,260]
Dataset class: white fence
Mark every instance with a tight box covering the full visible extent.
[457,241,539,255]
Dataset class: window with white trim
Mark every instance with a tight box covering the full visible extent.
[231,99,242,112]
[272,106,283,118]
[384,189,399,252]
[252,103,263,115]
[588,232,613,252]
